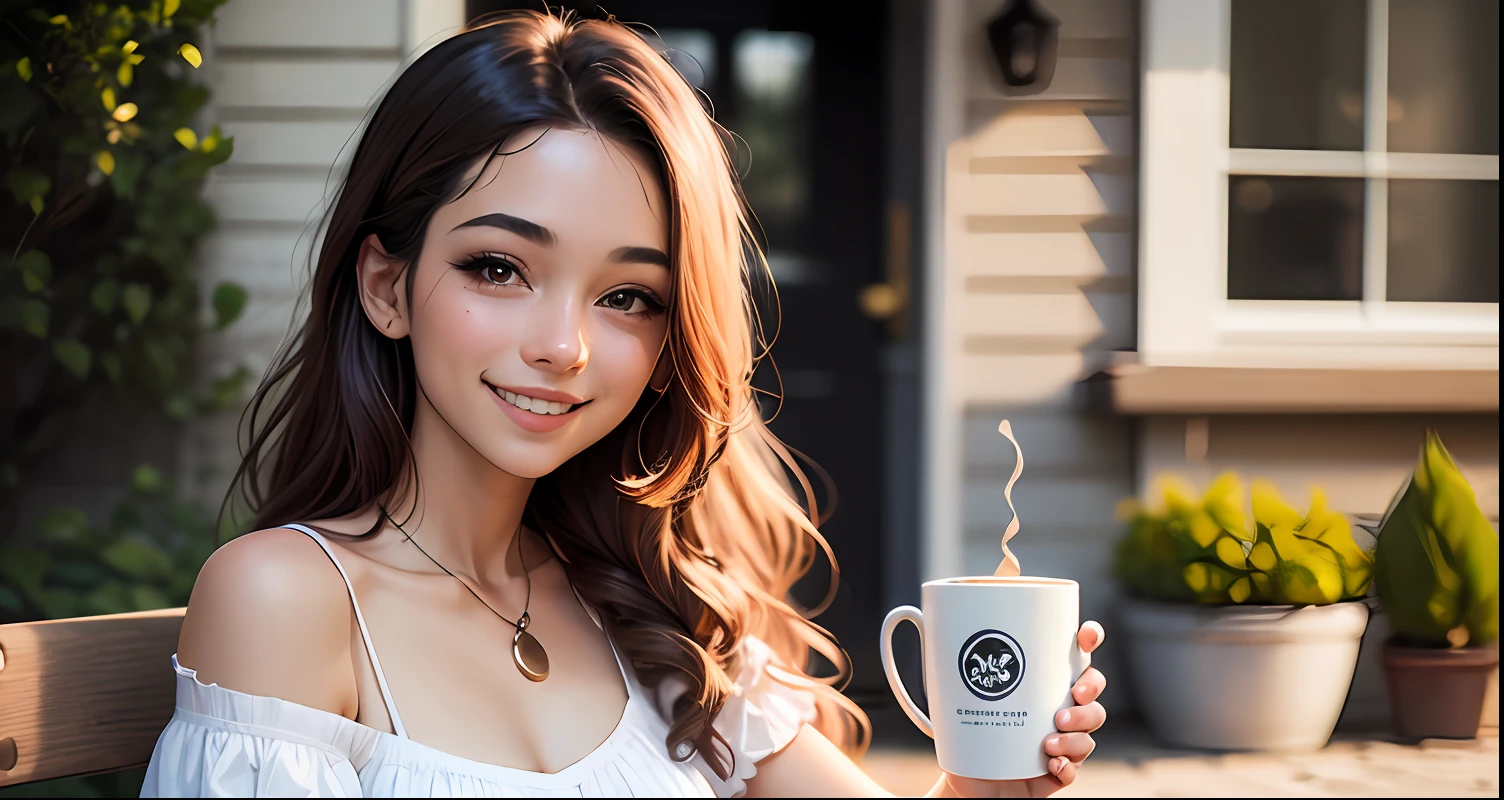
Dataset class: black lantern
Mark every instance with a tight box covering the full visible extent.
[986,0,1062,95]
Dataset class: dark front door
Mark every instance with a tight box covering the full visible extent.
[465,1,894,704]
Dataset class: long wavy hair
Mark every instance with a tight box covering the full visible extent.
[226,8,868,778]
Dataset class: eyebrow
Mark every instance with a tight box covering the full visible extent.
[452,213,670,268]
[607,246,670,268]
[450,213,556,247]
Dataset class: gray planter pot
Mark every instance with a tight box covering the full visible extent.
[1121,598,1371,751]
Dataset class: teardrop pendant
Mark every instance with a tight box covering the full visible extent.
[512,612,549,682]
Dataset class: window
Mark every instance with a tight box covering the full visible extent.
[730,31,817,285]
[1140,0,1498,364]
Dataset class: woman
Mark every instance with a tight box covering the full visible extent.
[143,10,1106,797]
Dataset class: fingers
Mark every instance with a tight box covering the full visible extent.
[1077,620,1105,652]
[1045,732,1096,761]
[1071,667,1107,705]
[1056,700,1105,733]
[1050,756,1080,786]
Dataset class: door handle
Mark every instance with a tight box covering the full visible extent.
[859,282,904,320]
[859,201,911,339]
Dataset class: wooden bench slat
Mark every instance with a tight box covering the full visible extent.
[0,608,185,787]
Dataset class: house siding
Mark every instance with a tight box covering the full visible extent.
[946,0,1140,717]
[187,1,417,488]
[946,0,1499,728]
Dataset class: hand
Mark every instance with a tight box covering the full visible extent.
[931,621,1107,798]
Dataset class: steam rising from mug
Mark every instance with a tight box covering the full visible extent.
[993,420,1023,578]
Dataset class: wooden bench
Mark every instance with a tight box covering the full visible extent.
[0,608,185,788]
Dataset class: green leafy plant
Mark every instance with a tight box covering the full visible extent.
[1373,431,1500,648]
[1,0,244,630]
[2,0,243,501]
[0,8,247,797]
[0,464,224,620]
[1114,473,1375,606]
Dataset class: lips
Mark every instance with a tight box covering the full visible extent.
[483,381,590,433]
[490,386,582,416]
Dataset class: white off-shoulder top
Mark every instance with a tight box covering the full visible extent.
[141,524,815,798]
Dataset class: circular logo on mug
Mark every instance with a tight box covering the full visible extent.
[957,629,1025,701]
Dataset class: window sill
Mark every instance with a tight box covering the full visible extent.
[1085,361,1500,414]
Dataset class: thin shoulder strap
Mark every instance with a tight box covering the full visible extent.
[569,583,633,691]
[283,523,410,739]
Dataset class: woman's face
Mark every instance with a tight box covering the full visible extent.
[384,126,672,479]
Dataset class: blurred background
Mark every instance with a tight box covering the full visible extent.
[1,0,1497,796]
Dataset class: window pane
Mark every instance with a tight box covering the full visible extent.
[1388,0,1499,154]
[732,31,815,259]
[1228,176,1365,300]
[1388,180,1499,302]
[1230,0,1367,151]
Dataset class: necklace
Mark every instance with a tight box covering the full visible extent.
[380,506,550,682]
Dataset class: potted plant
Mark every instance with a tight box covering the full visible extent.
[1113,473,1375,751]
[1373,431,1499,739]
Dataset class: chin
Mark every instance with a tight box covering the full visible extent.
[484,445,578,480]
[483,423,615,479]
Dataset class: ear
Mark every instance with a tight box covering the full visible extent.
[356,234,409,339]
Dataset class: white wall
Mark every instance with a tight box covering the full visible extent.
[926,0,1141,718]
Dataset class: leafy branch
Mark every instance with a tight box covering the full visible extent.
[1,0,243,623]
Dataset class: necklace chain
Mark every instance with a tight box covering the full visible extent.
[379,506,531,630]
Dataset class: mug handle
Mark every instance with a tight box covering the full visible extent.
[880,605,934,738]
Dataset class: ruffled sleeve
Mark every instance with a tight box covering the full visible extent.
[141,656,377,798]
[703,635,819,798]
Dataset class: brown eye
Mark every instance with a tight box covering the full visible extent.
[596,288,665,316]
[450,254,528,288]
[602,290,635,311]
[481,262,519,286]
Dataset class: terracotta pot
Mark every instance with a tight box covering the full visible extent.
[1383,641,1499,739]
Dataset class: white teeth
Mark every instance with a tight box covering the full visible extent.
[494,387,576,416]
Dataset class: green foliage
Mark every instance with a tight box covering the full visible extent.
[1114,473,1375,606]
[2,0,244,586]
[0,16,246,796]
[1374,431,1500,648]
[0,7,246,733]
[0,464,219,621]
[2,0,245,501]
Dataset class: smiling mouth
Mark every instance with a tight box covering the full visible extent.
[485,383,590,416]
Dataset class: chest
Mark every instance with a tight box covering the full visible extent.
[348,568,634,774]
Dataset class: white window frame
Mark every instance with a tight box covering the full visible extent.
[1139,0,1500,367]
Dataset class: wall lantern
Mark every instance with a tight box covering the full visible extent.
[986,0,1061,96]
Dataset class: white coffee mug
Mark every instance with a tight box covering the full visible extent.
[880,577,1090,781]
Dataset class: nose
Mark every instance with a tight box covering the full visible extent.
[519,294,589,373]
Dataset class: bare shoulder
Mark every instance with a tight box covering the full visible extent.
[177,527,359,717]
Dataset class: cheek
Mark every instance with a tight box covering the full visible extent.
[411,285,521,380]
[587,317,663,390]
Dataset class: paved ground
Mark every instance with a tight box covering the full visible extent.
[861,727,1500,797]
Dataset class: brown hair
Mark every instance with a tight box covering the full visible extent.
[228,9,867,777]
